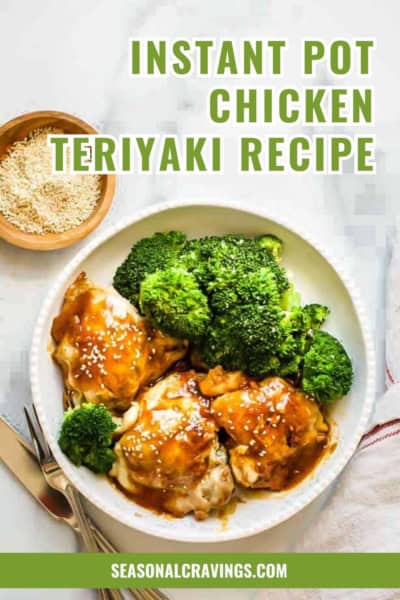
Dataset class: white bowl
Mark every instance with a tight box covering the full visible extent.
[30,200,375,543]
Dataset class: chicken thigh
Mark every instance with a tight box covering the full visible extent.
[202,369,329,490]
[111,371,234,519]
[51,273,187,412]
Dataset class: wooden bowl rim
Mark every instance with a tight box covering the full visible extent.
[0,110,117,251]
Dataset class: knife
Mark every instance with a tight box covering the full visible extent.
[0,416,72,520]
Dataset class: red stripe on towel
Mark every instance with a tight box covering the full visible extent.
[359,427,400,451]
[386,366,396,385]
[360,418,400,443]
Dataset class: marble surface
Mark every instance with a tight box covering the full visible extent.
[0,0,399,598]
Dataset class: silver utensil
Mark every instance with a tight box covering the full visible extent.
[0,416,168,599]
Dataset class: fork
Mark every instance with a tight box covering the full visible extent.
[24,406,168,600]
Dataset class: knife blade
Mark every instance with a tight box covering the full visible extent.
[0,415,71,519]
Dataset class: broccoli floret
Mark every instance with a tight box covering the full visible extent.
[271,306,313,377]
[268,304,329,378]
[200,304,284,375]
[177,238,216,288]
[235,304,284,353]
[58,404,116,474]
[180,234,289,295]
[139,267,210,340]
[276,355,304,378]
[256,234,284,262]
[209,267,281,314]
[200,315,247,371]
[301,330,353,403]
[84,446,117,474]
[279,307,309,354]
[113,231,186,304]
[303,304,330,329]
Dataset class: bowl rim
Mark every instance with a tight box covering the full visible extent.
[0,110,116,251]
[30,199,376,543]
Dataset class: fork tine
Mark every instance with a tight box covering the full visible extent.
[24,406,45,462]
[31,404,53,457]
[29,406,48,454]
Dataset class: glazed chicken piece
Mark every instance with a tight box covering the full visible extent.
[199,365,248,397]
[204,370,329,491]
[111,371,234,519]
[51,273,187,412]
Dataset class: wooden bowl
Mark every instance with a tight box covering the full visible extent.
[0,111,116,251]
